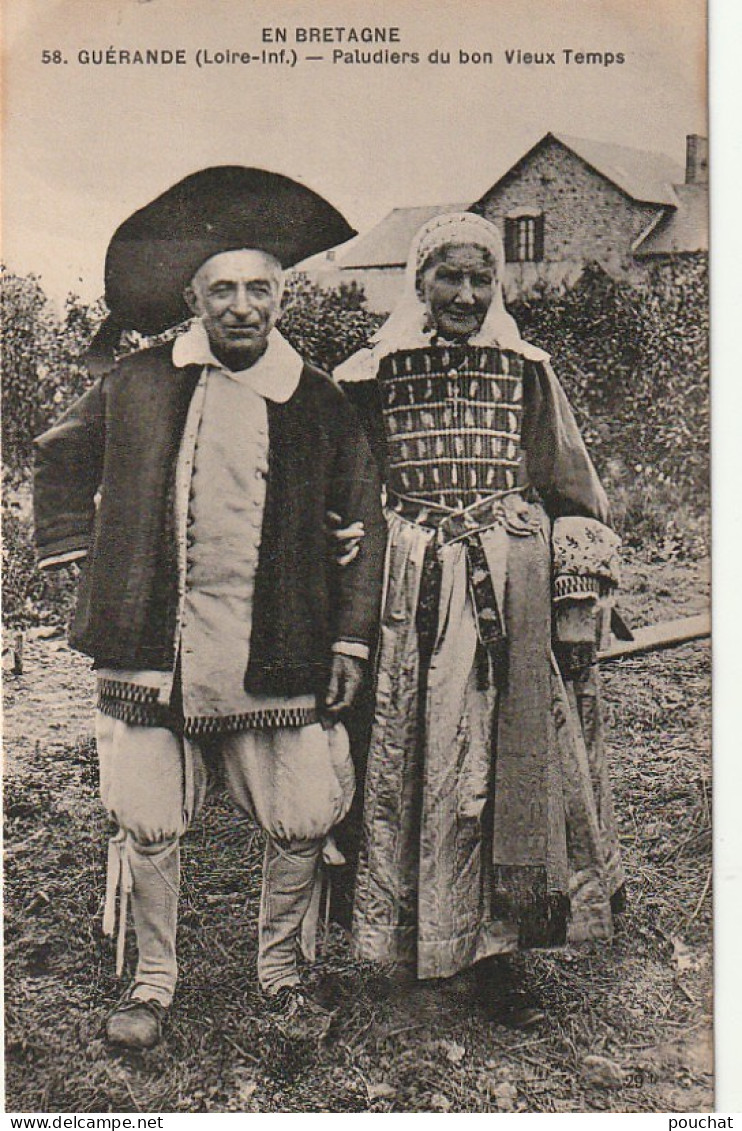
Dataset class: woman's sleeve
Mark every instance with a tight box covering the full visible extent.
[521,359,611,525]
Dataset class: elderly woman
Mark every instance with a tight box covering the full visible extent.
[335,212,624,1015]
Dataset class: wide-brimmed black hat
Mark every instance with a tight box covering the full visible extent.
[87,166,355,366]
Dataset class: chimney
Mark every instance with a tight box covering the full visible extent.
[685,134,709,184]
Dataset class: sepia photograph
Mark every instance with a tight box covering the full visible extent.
[2,0,716,1116]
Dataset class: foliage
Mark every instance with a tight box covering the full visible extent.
[1,265,105,479]
[278,273,384,374]
[600,459,710,560]
[1,269,55,476]
[2,493,78,629]
[510,256,709,498]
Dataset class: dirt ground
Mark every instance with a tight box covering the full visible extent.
[3,550,712,1113]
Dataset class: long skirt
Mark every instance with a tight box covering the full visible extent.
[352,510,625,980]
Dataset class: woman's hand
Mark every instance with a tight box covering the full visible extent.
[326,510,365,566]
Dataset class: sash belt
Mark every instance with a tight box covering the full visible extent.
[387,486,542,543]
[387,487,543,689]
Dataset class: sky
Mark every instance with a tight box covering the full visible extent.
[2,0,707,304]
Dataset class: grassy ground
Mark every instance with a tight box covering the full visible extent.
[3,552,711,1113]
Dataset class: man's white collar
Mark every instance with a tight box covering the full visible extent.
[172,319,303,404]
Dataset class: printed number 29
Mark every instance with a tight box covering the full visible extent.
[42,50,64,63]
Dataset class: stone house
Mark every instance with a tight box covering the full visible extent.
[305,132,708,311]
[472,131,708,294]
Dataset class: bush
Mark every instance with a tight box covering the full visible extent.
[278,273,384,373]
[600,459,709,559]
[2,493,78,629]
[510,256,709,501]
[1,266,105,481]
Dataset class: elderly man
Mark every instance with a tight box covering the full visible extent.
[33,167,385,1049]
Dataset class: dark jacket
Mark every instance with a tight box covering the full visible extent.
[33,344,386,697]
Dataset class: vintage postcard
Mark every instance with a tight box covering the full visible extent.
[2,0,720,1118]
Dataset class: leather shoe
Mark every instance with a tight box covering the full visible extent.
[106,994,167,1050]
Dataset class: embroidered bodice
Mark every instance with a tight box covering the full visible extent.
[378,345,525,510]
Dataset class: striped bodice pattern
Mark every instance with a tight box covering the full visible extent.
[378,346,524,510]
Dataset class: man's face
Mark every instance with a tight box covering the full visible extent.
[419,244,496,340]
[186,248,284,368]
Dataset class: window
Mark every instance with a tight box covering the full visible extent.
[504,212,545,263]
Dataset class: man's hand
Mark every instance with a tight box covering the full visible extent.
[326,510,365,566]
[323,653,365,719]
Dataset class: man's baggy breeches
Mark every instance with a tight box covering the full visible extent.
[96,714,355,1006]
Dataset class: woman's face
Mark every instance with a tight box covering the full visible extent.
[419,244,496,340]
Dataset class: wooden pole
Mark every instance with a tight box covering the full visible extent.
[598,613,710,662]
[12,631,24,675]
